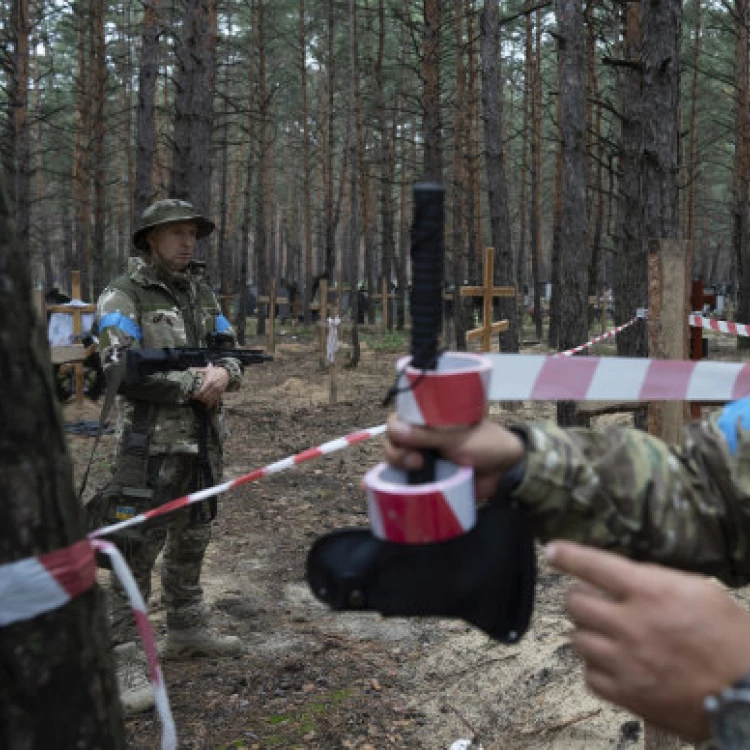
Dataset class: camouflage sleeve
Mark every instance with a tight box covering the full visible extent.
[511,400,750,586]
[208,291,243,393]
[96,286,195,403]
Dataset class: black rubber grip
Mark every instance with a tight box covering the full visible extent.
[408,183,444,484]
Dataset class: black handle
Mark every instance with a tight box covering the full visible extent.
[407,183,444,485]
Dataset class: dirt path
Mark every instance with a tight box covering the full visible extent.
[66,329,715,749]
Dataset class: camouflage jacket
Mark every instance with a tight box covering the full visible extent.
[96,257,243,457]
[511,399,750,586]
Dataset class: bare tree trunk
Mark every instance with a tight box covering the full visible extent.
[5,0,31,248]
[0,169,125,750]
[255,0,269,336]
[134,0,160,219]
[91,0,106,298]
[236,6,258,345]
[530,9,543,340]
[422,0,442,181]
[300,0,314,324]
[170,0,216,260]
[376,0,397,332]
[452,0,470,350]
[347,0,361,367]
[322,0,336,278]
[555,0,589,427]
[481,0,517,351]
[614,1,647,360]
[73,0,91,298]
[734,0,750,348]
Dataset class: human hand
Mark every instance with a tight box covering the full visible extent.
[546,540,750,742]
[190,363,230,409]
[384,414,525,499]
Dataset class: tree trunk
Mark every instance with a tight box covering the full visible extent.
[91,0,106,298]
[0,167,125,749]
[347,0,361,367]
[376,0,397,332]
[735,0,750,349]
[322,0,336,279]
[555,0,589,427]
[73,0,91,299]
[614,0,647,360]
[255,0,269,336]
[530,9,543,340]
[170,0,216,260]
[134,0,160,220]
[300,0,314,324]
[422,0,442,181]
[481,0,517,352]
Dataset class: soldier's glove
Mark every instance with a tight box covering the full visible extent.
[306,498,536,643]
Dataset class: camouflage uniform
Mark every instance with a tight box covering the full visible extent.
[511,398,750,586]
[97,252,243,645]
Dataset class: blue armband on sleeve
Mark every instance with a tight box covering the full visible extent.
[99,312,143,342]
[717,396,750,455]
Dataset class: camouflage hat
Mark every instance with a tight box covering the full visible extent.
[132,198,214,251]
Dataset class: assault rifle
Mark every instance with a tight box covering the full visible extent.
[124,346,272,386]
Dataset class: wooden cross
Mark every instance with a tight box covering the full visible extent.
[370,277,397,332]
[459,247,514,352]
[46,270,97,404]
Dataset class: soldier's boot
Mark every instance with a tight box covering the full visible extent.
[162,626,242,660]
[114,641,154,714]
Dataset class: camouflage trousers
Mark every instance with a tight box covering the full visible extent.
[109,452,220,645]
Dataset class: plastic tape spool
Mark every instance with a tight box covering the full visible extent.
[395,352,491,427]
[364,460,475,543]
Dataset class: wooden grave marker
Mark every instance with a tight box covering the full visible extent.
[370,277,397,332]
[46,271,97,404]
[459,247,514,352]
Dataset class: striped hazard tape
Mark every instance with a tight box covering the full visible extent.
[689,313,750,339]
[556,316,642,357]
[485,353,750,401]
[0,539,176,750]
[90,424,388,542]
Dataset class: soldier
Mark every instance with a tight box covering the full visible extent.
[96,199,244,713]
[385,398,750,744]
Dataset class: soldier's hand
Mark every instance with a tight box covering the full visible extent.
[546,540,750,742]
[384,414,525,499]
[190,363,230,409]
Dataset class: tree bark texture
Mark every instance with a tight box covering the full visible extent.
[0,171,124,748]
[555,0,589,426]
[170,0,216,260]
[734,0,750,349]
[134,0,160,220]
[480,0,518,351]
[614,1,647,359]
[422,0,442,181]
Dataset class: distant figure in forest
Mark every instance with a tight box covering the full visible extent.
[95,199,245,713]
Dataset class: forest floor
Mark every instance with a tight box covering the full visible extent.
[63,321,749,750]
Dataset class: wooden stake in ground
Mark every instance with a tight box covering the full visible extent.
[460,247,514,351]
[370,277,396,332]
[46,270,97,405]
[645,238,686,750]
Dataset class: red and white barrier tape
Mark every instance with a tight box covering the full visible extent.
[689,313,750,339]
[92,540,176,750]
[485,353,750,401]
[555,316,641,357]
[0,539,176,749]
[89,424,388,541]
[0,540,95,626]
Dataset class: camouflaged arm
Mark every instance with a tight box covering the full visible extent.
[213,357,243,392]
[510,410,750,586]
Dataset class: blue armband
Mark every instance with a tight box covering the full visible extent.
[717,396,750,455]
[216,314,231,333]
[99,312,143,342]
